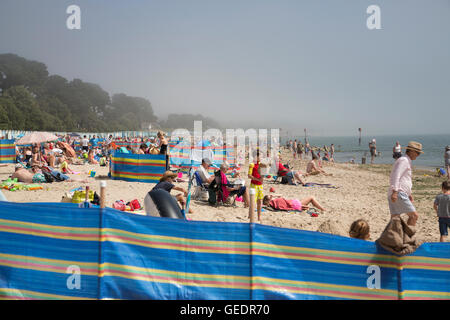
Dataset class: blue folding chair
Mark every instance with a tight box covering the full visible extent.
[193,171,209,200]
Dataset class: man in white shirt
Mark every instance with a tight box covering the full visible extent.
[104,135,113,146]
[81,135,89,152]
[388,141,423,226]
[196,158,215,185]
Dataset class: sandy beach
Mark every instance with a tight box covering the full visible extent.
[0,149,445,243]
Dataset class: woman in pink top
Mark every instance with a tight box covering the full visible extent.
[263,194,325,212]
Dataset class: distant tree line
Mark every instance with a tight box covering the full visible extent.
[0,53,222,132]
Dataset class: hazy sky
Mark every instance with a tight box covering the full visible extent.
[0,0,449,136]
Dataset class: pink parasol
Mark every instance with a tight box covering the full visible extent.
[16,132,59,145]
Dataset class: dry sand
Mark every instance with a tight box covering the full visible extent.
[0,149,443,243]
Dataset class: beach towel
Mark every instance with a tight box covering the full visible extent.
[269,198,295,211]
[219,171,230,202]
[303,182,338,189]
[58,142,76,158]
[375,214,421,256]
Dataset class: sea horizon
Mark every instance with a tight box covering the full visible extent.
[283,133,449,169]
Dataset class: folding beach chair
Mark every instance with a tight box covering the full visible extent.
[207,170,238,207]
[192,171,209,201]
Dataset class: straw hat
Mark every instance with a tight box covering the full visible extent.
[405,141,424,154]
[160,170,177,181]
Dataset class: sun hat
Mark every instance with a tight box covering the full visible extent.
[446,145,450,151]
[202,158,212,165]
[405,141,424,154]
[160,170,177,181]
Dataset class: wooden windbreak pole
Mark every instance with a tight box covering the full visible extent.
[97,180,106,299]
[249,188,256,223]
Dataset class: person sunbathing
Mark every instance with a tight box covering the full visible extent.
[276,155,307,185]
[88,149,98,164]
[306,154,332,176]
[42,144,57,167]
[11,165,34,183]
[263,194,325,212]
[137,143,149,154]
[24,147,32,164]
[39,165,88,183]
[30,146,47,167]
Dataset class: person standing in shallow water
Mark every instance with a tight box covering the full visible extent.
[445,146,450,180]
[393,141,402,160]
[369,139,377,164]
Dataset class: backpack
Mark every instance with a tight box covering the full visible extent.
[208,171,220,205]
[208,188,217,205]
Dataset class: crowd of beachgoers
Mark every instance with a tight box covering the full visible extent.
[1,131,449,247]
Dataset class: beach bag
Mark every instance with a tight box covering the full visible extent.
[42,170,56,183]
[128,199,141,210]
[208,188,217,205]
[72,190,95,204]
[91,192,100,206]
[113,200,126,211]
[32,173,47,184]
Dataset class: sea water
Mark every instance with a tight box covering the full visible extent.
[286,134,449,169]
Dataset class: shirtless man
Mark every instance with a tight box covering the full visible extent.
[11,165,34,183]
[306,154,332,176]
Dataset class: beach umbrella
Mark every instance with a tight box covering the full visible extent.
[16,132,59,145]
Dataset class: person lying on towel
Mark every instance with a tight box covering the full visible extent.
[263,194,325,212]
